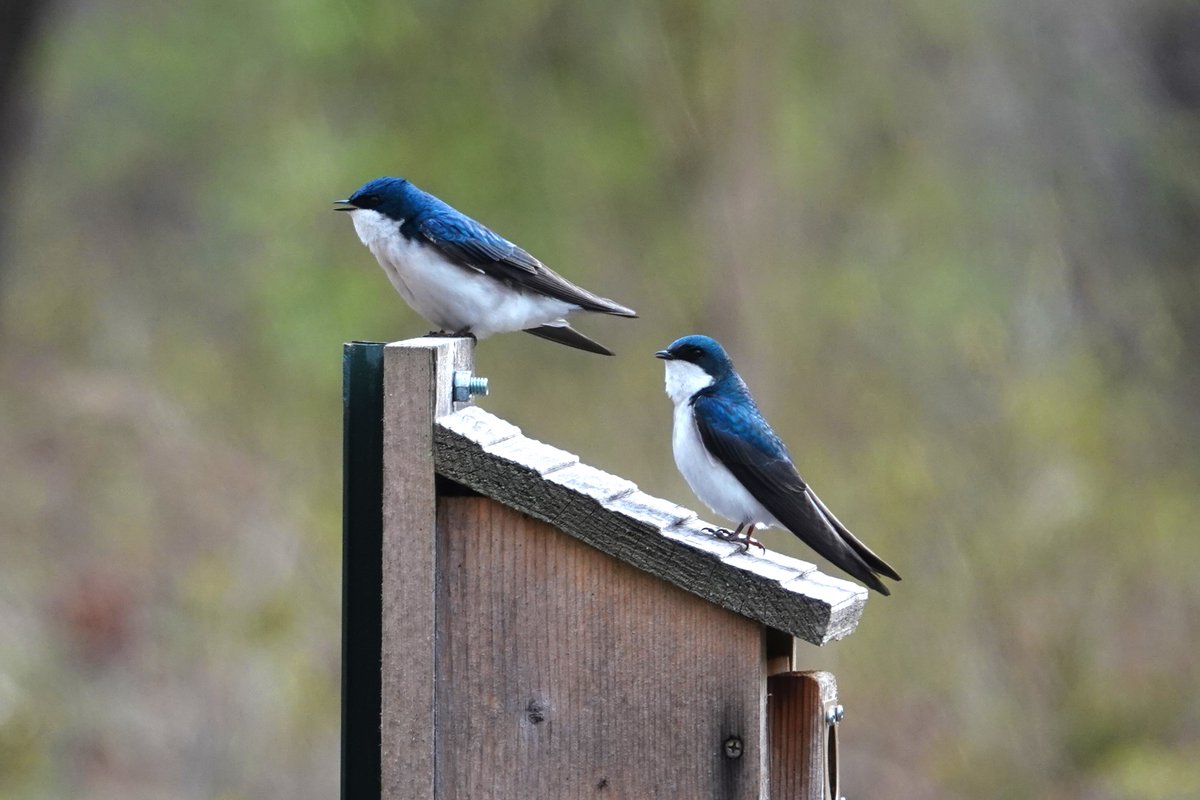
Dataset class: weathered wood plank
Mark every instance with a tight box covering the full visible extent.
[435,496,766,799]
[434,406,866,645]
[767,672,838,800]
[379,337,475,800]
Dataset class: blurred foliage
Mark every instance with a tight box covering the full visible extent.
[1,0,1199,797]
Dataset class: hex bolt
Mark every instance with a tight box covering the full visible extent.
[452,370,489,402]
[722,735,744,759]
[825,704,845,725]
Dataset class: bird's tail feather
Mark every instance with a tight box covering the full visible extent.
[809,490,902,581]
[524,324,615,355]
[784,491,897,595]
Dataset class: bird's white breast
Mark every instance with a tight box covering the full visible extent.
[662,361,778,528]
[347,209,577,337]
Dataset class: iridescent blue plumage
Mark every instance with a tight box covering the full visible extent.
[336,177,636,354]
[656,335,900,594]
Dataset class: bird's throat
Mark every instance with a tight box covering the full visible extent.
[663,360,714,405]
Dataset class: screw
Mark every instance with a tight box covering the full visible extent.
[722,735,744,759]
[452,370,489,402]
[825,705,845,725]
[525,699,546,725]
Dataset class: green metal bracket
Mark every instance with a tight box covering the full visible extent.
[342,342,384,800]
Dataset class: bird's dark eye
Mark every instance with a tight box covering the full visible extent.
[356,193,380,207]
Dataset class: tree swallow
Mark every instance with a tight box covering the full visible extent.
[655,335,901,595]
[334,177,637,355]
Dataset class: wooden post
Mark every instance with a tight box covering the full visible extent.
[767,672,839,800]
[379,337,475,800]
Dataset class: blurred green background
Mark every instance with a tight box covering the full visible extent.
[2,0,1199,797]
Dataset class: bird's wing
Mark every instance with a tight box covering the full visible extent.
[415,214,637,317]
[691,392,898,594]
[415,213,540,274]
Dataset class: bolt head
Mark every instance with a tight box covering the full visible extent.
[452,371,488,402]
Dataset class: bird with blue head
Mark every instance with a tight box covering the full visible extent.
[656,334,900,595]
[335,177,637,355]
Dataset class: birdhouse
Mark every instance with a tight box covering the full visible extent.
[342,337,871,800]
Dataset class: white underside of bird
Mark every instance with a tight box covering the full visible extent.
[664,360,782,529]
[349,208,580,337]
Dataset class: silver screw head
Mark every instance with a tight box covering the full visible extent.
[825,704,845,724]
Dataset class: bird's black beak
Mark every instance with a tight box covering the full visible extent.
[654,349,674,360]
[333,200,355,211]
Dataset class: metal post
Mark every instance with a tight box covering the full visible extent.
[342,341,385,800]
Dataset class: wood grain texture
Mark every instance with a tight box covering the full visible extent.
[435,496,766,800]
[434,406,866,645]
[380,337,475,800]
[767,672,838,800]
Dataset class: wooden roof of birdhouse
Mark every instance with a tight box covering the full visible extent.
[435,405,868,645]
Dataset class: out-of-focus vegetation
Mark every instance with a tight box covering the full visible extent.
[1,0,1198,797]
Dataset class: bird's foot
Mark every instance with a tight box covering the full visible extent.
[424,329,477,341]
[734,531,766,553]
[704,526,766,554]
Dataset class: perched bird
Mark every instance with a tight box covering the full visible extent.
[655,334,900,594]
[334,177,637,355]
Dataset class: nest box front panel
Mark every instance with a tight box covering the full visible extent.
[433,496,766,800]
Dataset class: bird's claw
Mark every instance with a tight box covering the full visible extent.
[704,526,766,554]
[736,534,766,553]
[424,329,477,341]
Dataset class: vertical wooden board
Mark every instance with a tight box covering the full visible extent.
[767,672,837,800]
[435,497,766,800]
[380,337,474,800]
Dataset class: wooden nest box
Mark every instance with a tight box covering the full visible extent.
[343,338,870,800]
